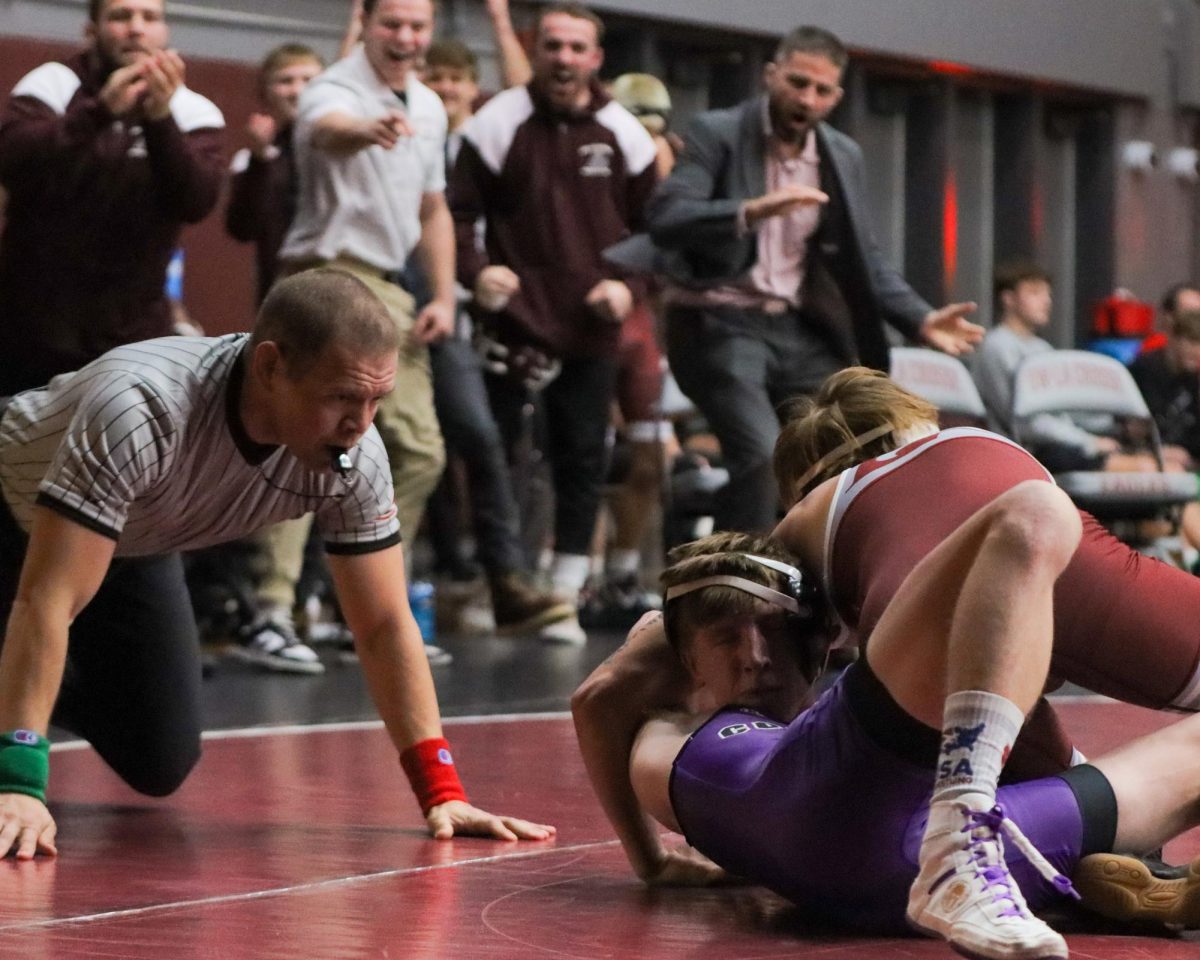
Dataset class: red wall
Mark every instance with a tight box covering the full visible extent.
[0,35,263,336]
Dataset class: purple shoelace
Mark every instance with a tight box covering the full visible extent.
[962,803,1079,914]
[965,806,1026,918]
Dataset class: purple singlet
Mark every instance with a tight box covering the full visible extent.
[669,662,1097,933]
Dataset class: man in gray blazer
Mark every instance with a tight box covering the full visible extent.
[625,26,982,532]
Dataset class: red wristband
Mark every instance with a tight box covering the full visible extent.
[400,737,468,813]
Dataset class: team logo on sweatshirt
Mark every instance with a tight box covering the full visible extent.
[121,122,148,159]
[579,142,614,177]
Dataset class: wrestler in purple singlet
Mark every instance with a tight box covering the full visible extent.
[669,661,1116,933]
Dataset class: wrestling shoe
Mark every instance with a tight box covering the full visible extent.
[1073,852,1200,927]
[907,793,1076,960]
[490,573,575,635]
[227,614,325,675]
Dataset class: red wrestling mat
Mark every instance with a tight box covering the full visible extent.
[0,704,1196,958]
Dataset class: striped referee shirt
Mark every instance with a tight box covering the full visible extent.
[0,335,401,557]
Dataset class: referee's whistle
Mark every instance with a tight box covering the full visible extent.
[331,447,353,478]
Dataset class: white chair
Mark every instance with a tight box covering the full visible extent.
[1010,350,1199,520]
[889,347,987,425]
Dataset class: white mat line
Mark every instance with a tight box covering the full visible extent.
[47,697,1128,754]
[0,838,619,933]
[49,711,572,753]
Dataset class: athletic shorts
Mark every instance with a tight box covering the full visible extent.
[669,661,1116,933]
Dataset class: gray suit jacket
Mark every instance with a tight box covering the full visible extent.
[607,96,932,370]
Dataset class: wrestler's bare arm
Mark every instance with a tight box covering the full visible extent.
[629,713,697,832]
[572,614,725,885]
[772,478,838,572]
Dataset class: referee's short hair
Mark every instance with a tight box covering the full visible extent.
[252,269,398,379]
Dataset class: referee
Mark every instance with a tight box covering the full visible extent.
[0,269,554,858]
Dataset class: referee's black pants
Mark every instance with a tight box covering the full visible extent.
[0,500,202,797]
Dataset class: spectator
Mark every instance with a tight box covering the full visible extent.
[1160,282,1200,330]
[215,8,542,671]
[251,0,454,665]
[226,44,324,304]
[416,38,577,636]
[338,0,531,85]
[610,72,676,179]
[1130,308,1200,468]
[1129,308,1200,555]
[612,25,980,534]
[972,261,1143,473]
[0,0,225,394]
[283,0,455,517]
[581,71,679,629]
[450,2,659,642]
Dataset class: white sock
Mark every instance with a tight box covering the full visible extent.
[605,549,641,580]
[932,690,1024,804]
[551,552,591,601]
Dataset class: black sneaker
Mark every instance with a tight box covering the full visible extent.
[227,615,325,675]
[579,576,661,631]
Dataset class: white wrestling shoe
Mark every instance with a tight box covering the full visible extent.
[907,793,1076,960]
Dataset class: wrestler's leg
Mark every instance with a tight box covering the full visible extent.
[868,480,1081,728]
[1002,696,1077,783]
[1088,710,1200,853]
[1052,513,1200,711]
[867,480,1082,960]
[1064,715,1200,928]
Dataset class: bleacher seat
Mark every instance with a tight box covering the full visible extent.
[889,346,987,426]
[1010,350,1198,520]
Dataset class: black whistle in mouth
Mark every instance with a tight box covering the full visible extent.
[331,447,353,477]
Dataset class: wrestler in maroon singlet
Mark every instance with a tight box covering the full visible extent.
[825,427,1200,712]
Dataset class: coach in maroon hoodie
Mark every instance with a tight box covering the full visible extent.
[0,0,225,393]
[449,2,658,631]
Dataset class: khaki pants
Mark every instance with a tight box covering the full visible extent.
[250,258,446,613]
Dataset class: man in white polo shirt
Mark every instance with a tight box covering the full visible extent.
[258,0,455,656]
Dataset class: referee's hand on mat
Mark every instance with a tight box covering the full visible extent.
[425,800,556,842]
[0,793,57,860]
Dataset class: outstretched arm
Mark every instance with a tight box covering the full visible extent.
[328,544,554,841]
[572,613,726,884]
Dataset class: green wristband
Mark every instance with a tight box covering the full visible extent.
[0,730,50,803]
